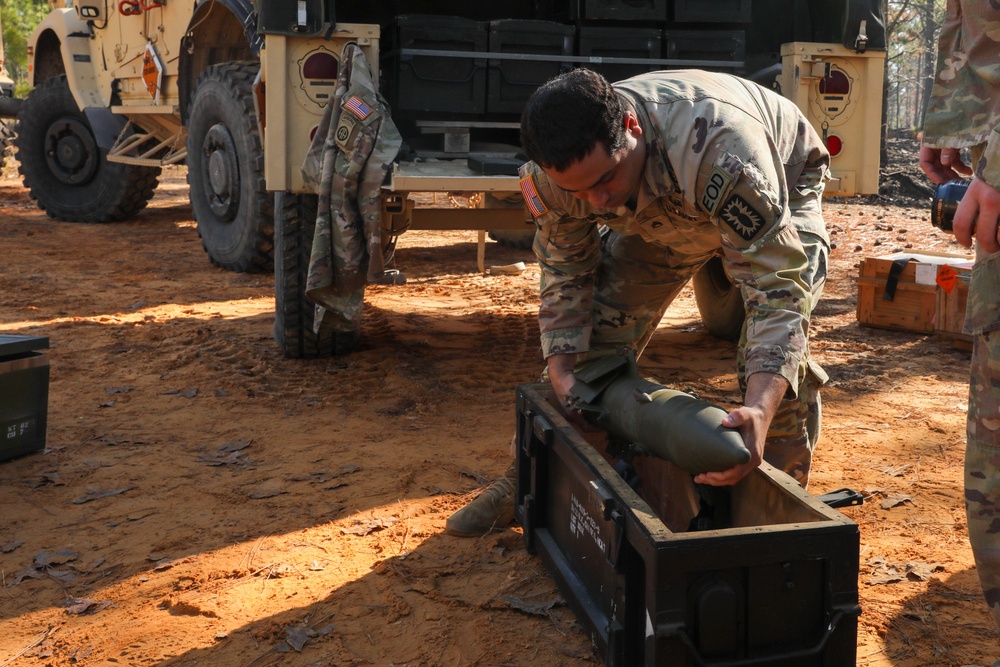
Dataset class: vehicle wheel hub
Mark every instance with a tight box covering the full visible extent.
[202,123,240,220]
[44,118,98,186]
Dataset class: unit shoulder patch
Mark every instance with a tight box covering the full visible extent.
[520,174,549,218]
[334,113,358,151]
[719,194,765,241]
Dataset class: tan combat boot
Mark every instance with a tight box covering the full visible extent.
[445,463,517,536]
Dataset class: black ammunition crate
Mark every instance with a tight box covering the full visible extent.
[385,15,488,118]
[514,383,859,666]
[0,335,49,462]
[663,29,746,71]
[582,0,668,22]
[673,0,752,23]
[487,20,575,115]
[578,26,663,84]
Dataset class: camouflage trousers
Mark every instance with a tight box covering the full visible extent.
[964,244,1000,633]
[582,229,829,488]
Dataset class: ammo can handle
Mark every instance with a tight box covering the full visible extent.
[665,607,858,667]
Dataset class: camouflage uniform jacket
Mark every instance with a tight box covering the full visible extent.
[520,70,830,392]
[922,3,1000,188]
[301,43,402,332]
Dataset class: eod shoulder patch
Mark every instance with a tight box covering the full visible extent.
[719,194,765,241]
[700,166,733,215]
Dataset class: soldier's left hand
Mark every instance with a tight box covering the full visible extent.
[693,405,766,486]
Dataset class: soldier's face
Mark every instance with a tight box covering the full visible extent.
[546,112,646,209]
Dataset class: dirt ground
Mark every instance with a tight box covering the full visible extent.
[0,142,997,667]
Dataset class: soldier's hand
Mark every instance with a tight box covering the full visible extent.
[693,405,766,486]
[920,146,972,184]
[953,176,1000,253]
[547,353,592,428]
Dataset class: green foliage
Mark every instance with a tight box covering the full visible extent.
[1,0,51,83]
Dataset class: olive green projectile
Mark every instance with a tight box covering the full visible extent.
[570,350,750,475]
[591,376,749,474]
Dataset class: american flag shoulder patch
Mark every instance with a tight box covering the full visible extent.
[344,96,373,120]
[520,175,549,218]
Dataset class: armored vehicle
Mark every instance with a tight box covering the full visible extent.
[20,0,886,357]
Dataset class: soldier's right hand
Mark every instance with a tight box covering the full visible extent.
[547,353,591,428]
[953,176,1000,253]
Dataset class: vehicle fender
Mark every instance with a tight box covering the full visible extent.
[189,0,260,54]
[179,0,260,123]
[28,8,109,110]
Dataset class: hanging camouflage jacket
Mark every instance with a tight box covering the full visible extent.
[520,70,830,392]
[922,3,1000,188]
[301,43,402,333]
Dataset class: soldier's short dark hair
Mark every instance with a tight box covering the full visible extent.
[520,68,629,172]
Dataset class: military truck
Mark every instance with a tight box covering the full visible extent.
[19,0,886,357]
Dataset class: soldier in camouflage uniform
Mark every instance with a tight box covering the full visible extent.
[447,68,831,536]
[920,1,1000,644]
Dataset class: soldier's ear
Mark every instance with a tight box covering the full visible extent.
[624,111,643,138]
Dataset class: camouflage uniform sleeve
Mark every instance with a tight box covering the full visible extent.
[519,163,603,358]
[977,125,1000,189]
[922,2,1000,148]
[687,115,815,393]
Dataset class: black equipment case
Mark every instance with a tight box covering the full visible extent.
[514,383,860,666]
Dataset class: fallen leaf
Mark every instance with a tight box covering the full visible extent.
[1,540,23,553]
[286,626,318,652]
[218,439,251,453]
[159,388,198,397]
[503,595,562,616]
[73,486,136,504]
[905,562,946,581]
[61,597,110,615]
[12,567,46,585]
[47,569,78,585]
[27,473,63,489]
[69,645,94,661]
[880,493,913,509]
[197,450,250,467]
[34,548,80,568]
[340,517,398,536]
[247,488,286,500]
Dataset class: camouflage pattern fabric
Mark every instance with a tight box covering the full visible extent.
[923,1,1000,633]
[952,138,1000,633]
[965,244,1000,632]
[922,3,1000,189]
[301,44,402,333]
[521,70,831,484]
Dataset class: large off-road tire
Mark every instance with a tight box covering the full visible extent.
[186,61,273,273]
[14,75,159,222]
[273,192,360,359]
[693,255,745,343]
[0,120,14,172]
